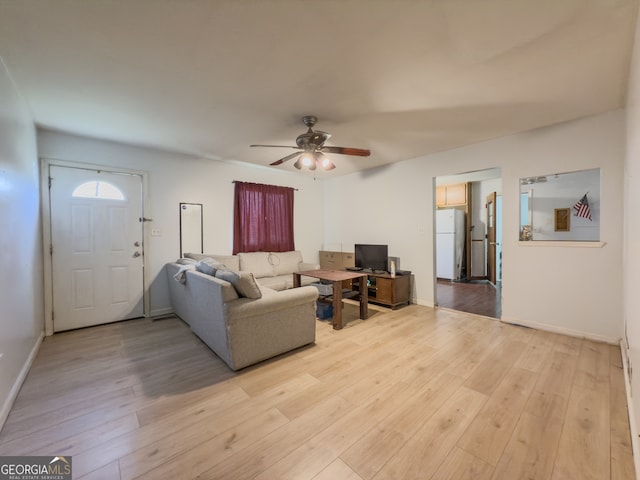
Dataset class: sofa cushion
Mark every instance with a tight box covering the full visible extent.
[270,251,303,276]
[195,257,222,276]
[256,276,288,291]
[184,252,211,261]
[211,255,240,271]
[238,252,275,278]
[176,257,198,265]
[215,269,262,299]
[185,253,240,271]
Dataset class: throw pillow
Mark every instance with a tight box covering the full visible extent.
[195,257,222,276]
[234,272,262,299]
[214,267,240,284]
[215,269,262,299]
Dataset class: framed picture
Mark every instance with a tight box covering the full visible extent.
[554,208,570,232]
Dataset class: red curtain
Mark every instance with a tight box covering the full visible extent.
[233,181,295,254]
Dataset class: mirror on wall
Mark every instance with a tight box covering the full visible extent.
[179,203,203,257]
[519,168,600,242]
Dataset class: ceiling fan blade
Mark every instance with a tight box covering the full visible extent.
[270,151,303,166]
[321,146,371,157]
[251,144,301,149]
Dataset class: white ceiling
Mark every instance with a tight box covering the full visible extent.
[0,0,637,176]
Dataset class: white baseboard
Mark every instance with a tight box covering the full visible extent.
[0,331,44,432]
[413,298,434,307]
[501,316,619,345]
[619,339,640,479]
[150,307,174,318]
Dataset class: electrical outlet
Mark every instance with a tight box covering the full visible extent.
[151,228,161,237]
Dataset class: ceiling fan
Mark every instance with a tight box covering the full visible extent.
[250,115,370,171]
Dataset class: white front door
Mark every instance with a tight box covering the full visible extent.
[49,165,145,332]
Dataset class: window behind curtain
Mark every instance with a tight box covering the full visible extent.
[233,181,295,254]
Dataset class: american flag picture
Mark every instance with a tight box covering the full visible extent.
[573,193,592,221]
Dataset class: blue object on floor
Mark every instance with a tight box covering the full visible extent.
[316,302,333,320]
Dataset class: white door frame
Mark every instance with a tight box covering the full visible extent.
[40,158,151,336]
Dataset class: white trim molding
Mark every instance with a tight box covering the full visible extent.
[501,315,620,345]
[40,158,151,335]
[619,338,640,479]
[0,332,44,432]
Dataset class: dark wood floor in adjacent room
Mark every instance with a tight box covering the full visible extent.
[436,279,502,319]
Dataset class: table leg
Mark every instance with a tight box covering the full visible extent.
[332,280,343,330]
[293,273,301,288]
[359,275,369,320]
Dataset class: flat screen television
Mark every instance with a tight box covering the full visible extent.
[355,244,388,272]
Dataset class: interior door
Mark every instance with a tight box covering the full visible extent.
[49,165,144,331]
[486,192,497,284]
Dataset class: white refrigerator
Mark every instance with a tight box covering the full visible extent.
[436,209,465,280]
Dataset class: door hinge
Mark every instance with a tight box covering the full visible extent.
[48,176,52,189]
[51,311,54,321]
[50,244,53,255]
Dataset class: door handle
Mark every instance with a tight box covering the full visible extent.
[489,242,497,245]
[134,241,140,247]
[133,251,141,257]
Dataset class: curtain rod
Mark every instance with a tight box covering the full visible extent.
[232,180,298,191]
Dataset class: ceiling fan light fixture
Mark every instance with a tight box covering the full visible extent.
[317,153,335,170]
[301,153,314,167]
[254,115,371,171]
[322,159,336,171]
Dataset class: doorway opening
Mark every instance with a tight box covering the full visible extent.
[434,168,502,319]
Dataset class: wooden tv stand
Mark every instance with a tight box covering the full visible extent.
[351,271,412,309]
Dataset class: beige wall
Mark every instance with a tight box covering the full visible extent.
[324,110,625,342]
[0,62,44,426]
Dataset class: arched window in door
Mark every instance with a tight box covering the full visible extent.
[72,181,125,200]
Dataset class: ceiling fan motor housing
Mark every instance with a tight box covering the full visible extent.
[251,114,370,169]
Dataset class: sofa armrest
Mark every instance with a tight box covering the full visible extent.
[298,262,320,271]
[226,286,318,320]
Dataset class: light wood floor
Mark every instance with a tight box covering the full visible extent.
[0,303,634,480]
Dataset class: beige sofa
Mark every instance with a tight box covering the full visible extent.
[165,251,320,370]
[185,251,320,290]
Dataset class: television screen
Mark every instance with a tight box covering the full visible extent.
[355,244,388,272]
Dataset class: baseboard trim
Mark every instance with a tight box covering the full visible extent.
[0,331,44,432]
[150,307,174,318]
[413,298,434,307]
[619,339,640,479]
[500,316,619,345]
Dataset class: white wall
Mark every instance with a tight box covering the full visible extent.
[324,110,624,342]
[37,131,325,316]
[624,1,640,464]
[0,61,44,427]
